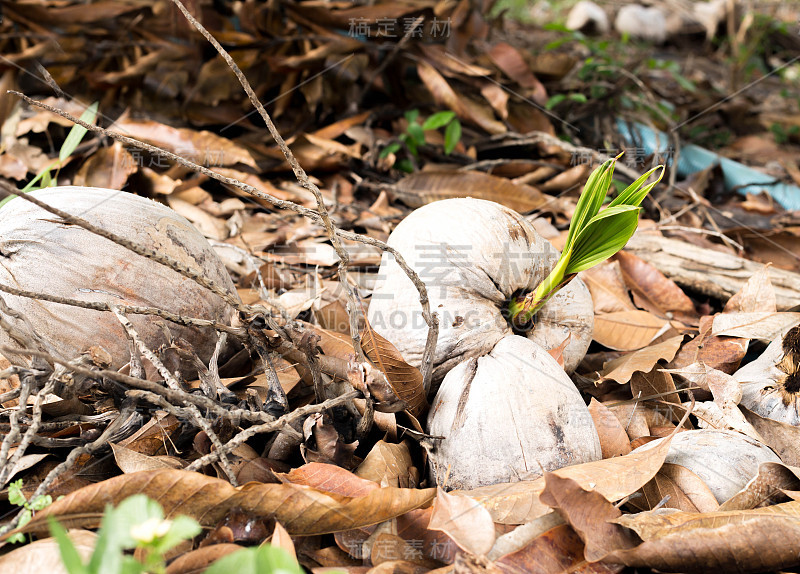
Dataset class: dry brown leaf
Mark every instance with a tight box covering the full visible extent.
[463,421,683,524]
[593,311,673,351]
[588,399,632,458]
[74,141,137,190]
[429,488,496,556]
[539,474,639,560]
[361,320,427,417]
[10,469,434,537]
[598,336,684,384]
[615,251,698,324]
[110,443,184,473]
[742,408,800,467]
[165,544,244,574]
[356,440,417,488]
[392,171,544,213]
[271,521,297,562]
[581,262,637,314]
[112,117,257,168]
[630,370,681,405]
[0,529,96,573]
[417,59,506,135]
[606,501,800,572]
[719,462,800,511]
[670,315,748,375]
[633,463,719,513]
[277,461,378,497]
[487,42,547,104]
[724,264,778,313]
[711,312,800,340]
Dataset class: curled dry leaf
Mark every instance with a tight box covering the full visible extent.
[356,440,418,488]
[462,415,686,524]
[588,399,633,458]
[9,469,435,538]
[361,320,427,417]
[711,312,800,340]
[0,529,97,573]
[598,335,683,384]
[606,501,800,573]
[593,311,673,352]
[428,488,496,556]
[633,462,719,513]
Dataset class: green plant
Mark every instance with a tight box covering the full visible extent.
[204,545,306,574]
[0,101,98,209]
[380,109,462,172]
[49,494,201,574]
[5,479,54,544]
[509,155,664,323]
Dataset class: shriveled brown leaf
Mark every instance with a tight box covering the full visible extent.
[429,488,496,556]
[0,529,96,573]
[719,462,800,511]
[277,461,378,497]
[724,264,778,313]
[110,443,184,473]
[630,370,681,405]
[392,171,544,213]
[633,463,719,513]
[742,408,800,467]
[73,141,137,189]
[361,321,427,417]
[711,312,800,340]
[10,469,434,537]
[598,336,684,384]
[463,421,683,524]
[112,117,257,168]
[539,474,639,560]
[356,440,417,488]
[496,524,623,574]
[605,501,800,572]
[670,315,748,375]
[487,42,547,104]
[615,251,698,324]
[588,399,632,458]
[165,544,244,574]
[581,262,637,314]
[593,311,673,351]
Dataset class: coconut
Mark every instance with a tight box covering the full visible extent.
[0,187,239,378]
[732,324,800,426]
[427,334,601,490]
[367,198,594,381]
[632,429,781,504]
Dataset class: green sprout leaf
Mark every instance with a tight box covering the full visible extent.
[510,157,664,323]
[60,101,98,162]
[49,517,90,574]
[444,118,461,155]
[379,142,401,159]
[204,545,304,574]
[8,479,26,506]
[422,111,456,131]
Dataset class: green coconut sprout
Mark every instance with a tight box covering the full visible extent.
[509,154,664,324]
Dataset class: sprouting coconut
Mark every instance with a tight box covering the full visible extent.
[368,157,664,489]
[0,187,239,378]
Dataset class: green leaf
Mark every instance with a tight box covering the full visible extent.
[204,545,304,574]
[379,142,401,158]
[59,102,98,162]
[444,119,461,155]
[566,206,641,274]
[407,122,425,148]
[422,111,455,131]
[8,480,26,506]
[545,94,566,110]
[151,515,201,554]
[562,157,617,254]
[49,516,90,574]
[608,165,664,208]
[567,93,587,103]
[29,494,53,511]
[395,158,414,173]
[404,109,419,125]
[87,504,126,574]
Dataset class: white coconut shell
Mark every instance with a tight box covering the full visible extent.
[0,187,239,378]
[632,429,781,504]
[427,335,602,490]
[367,198,594,381]
[732,331,800,426]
